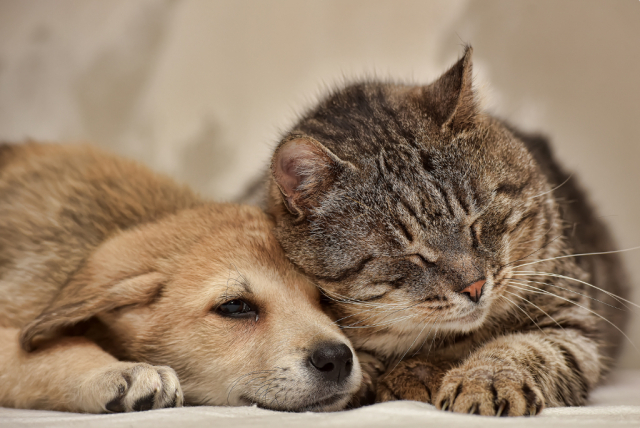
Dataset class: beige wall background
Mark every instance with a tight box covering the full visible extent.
[1,0,639,368]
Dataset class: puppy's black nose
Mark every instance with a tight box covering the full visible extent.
[309,342,353,384]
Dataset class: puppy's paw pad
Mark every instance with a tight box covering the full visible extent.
[89,363,183,413]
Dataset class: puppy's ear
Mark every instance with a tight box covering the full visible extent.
[271,135,352,217]
[20,234,167,352]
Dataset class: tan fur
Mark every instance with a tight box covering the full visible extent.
[0,143,361,413]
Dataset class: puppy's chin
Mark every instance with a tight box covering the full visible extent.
[246,391,352,413]
[296,393,352,412]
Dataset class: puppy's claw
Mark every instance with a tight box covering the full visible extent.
[468,403,478,415]
[496,400,507,417]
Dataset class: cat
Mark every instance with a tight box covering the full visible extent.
[264,46,632,416]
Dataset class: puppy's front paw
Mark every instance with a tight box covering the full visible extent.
[83,362,183,413]
[436,364,544,416]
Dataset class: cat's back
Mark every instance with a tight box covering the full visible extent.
[0,143,201,327]
[512,130,630,358]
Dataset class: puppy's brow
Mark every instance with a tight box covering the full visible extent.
[225,265,253,296]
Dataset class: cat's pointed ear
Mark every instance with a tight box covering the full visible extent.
[422,45,477,132]
[271,135,350,216]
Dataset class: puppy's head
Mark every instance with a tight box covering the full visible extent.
[20,204,361,411]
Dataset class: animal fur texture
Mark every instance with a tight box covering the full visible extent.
[266,47,631,416]
[0,143,362,413]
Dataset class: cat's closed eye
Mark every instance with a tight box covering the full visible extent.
[406,253,434,269]
[469,221,482,248]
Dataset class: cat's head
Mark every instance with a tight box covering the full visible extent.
[268,47,561,357]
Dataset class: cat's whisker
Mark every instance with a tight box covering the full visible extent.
[355,306,425,325]
[511,277,628,312]
[413,317,442,358]
[503,289,565,330]
[340,311,406,328]
[506,280,639,353]
[503,234,563,268]
[512,271,639,310]
[530,174,573,199]
[317,303,410,333]
[340,313,421,330]
[519,224,555,245]
[499,295,546,334]
[511,245,640,271]
[327,308,383,330]
[388,313,435,374]
[411,318,436,358]
[330,307,389,323]
[341,301,425,329]
[320,294,404,310]
[318,287,406,309]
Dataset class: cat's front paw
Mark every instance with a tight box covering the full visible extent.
[436,364,544,416]
[82,362,183,413]
[375,357,447,404]
[348,352,385,408]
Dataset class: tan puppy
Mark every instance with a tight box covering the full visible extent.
[0,143,361,413]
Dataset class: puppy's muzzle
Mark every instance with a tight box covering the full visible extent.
[308,342,353,384]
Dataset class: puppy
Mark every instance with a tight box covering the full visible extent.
[0,143,362,413]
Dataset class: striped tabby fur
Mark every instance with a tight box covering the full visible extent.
[265,47,631,415]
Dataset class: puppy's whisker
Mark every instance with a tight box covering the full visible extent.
[227,369,276,403]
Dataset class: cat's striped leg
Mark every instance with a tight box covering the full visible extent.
[375,357,454,405]
[435,328,601,416]
[347,352,386,407]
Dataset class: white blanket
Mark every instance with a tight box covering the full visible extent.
[2,370,638,428]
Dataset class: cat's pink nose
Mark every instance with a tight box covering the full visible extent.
[460,279,485,303]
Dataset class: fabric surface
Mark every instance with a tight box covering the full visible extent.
[1,370,638,428]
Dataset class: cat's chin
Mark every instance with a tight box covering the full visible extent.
[438,309,488,333]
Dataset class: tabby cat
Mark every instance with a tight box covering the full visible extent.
[265,47,632,416]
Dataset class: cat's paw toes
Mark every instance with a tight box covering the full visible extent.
[347,352,385,408]
[375,359,442,404]
[86,362,183,413]
[436,365,544,416]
